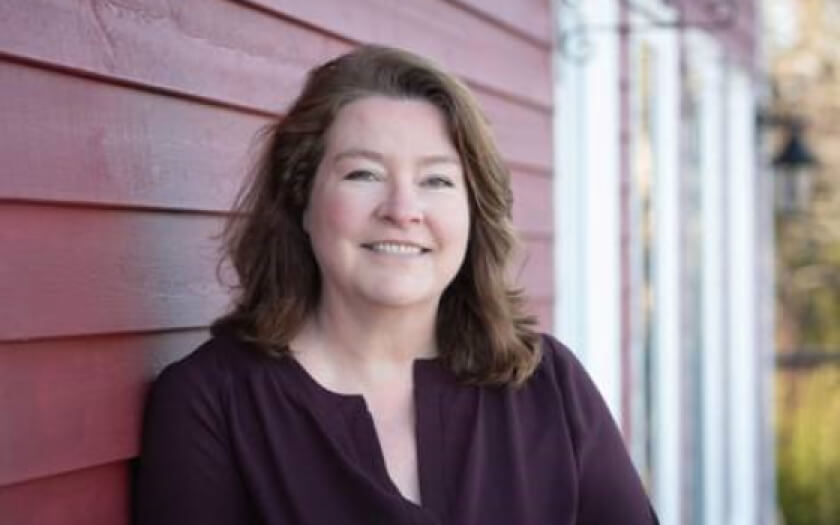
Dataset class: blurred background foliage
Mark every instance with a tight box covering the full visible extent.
[776,367,840,525]
[767,0,840,523]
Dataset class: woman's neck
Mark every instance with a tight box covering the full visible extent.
[314,293,438,361]
[288,297,439,394]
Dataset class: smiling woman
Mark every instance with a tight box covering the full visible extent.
[303,97,470,316]
[204,45,538,386]
[134,45,658,525]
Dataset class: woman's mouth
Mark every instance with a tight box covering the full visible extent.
[361,241,430,255]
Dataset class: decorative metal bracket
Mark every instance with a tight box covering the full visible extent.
[558,0,739,63]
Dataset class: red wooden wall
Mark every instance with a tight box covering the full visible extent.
[0,1,555,523]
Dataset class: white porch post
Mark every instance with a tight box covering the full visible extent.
[554,0,622,419]
[725,67,759,525]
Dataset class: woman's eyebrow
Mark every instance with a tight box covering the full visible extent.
[331,149,460,167]
[331,148,384,164]
[418,154,460,167]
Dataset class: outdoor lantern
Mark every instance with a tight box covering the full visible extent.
[773,122,819,214]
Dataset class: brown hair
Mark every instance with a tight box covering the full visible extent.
[211,45,541,386]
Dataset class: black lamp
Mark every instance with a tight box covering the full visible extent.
[773,122,819,214]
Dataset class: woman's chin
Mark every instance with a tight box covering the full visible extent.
[357,285,440,310]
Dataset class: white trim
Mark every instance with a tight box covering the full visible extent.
[554,0,622,419]
[726,66,759,525]
[627,4,681,522]
[651,28,681,525]
[755,65,778,525]
[686,30,727,525]
[627,0,681,23]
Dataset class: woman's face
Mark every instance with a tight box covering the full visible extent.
[303,96,470,312]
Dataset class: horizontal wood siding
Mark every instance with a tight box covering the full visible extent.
[449,0,552,46]
[0,332,204,486]
[0,463,131,525]
[0,205,227,340]
[237,0,552,107]
[0,60,551,211]
[0,1,555,521]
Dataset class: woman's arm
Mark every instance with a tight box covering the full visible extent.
[134,357,254,525]
[547,336,659,525]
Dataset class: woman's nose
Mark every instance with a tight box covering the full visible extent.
[377,180,423,226]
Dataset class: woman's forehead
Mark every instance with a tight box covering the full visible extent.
[324,96,458,160]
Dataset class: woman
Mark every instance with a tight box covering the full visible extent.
[135,45,658,524]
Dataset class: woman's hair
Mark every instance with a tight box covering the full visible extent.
[211,45,541,386]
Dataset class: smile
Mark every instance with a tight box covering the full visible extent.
[362,242,430,255]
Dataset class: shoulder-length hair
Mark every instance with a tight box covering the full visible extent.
[211,45,540,386]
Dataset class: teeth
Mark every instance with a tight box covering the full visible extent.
[367,242,424,255]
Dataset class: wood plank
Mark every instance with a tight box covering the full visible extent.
[0,462,129,525]
[0,60,552,211]
[0,204,229,340]
[237,0,552,107]
[0,0,550,111]
[0,331,203,485]
[0,61,261,212]
[0,204,552,339]
[449,0,552,45]
[514,237,554,301]
[0,0,350,114]
[474,89,553,173]
[511,171,552,237]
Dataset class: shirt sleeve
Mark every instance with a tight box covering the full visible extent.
[134,353,254,525]
[545,335,660,525]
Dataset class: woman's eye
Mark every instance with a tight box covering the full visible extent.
[423,176,455,188]
[343,170,379,181]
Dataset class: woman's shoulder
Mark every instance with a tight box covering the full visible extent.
[150,331,270,403]
[530,337,657,523]
[533,332,589,386]
[530,333,615,431]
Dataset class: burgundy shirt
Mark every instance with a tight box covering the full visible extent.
[135,332,658,524]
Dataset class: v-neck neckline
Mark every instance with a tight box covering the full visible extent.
[276,354,451,523]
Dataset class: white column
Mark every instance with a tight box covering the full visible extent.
[649,24,682,525]
[554,0,622,419]
[725,67,759,525]
[691,31,726,525]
